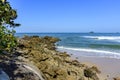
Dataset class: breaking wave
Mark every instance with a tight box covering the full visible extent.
[82,36,120,42]
[57,46,120,59]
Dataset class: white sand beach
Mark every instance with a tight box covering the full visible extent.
[75,56,120,80]
[58,49,120,80]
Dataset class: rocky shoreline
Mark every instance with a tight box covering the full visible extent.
[0,36,101,80]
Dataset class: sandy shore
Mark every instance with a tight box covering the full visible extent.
[75,56,120,80]
[58,49,120,80]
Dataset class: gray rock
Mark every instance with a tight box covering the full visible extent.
[0,69,10,80]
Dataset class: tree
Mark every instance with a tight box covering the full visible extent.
[0,0,20,53]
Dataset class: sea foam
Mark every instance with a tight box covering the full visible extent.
[57,46,120,59]
[82,36,120,42]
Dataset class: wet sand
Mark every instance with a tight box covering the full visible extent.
[58,49,120,80]
[75,56,120,80]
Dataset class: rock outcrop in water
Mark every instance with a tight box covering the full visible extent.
[0,36,100,80]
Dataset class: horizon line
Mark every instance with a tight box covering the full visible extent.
[16,32,120,34]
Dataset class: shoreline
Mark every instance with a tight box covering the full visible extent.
[75,56,120,80]
[0,36,102,80]
[57,46,120,59]
[58,49,120,80]
[1,35,119,80]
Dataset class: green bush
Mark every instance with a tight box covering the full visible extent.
[0,0,20,53]
[0,26,17,52]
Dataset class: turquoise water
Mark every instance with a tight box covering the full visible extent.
[16,33,120,59]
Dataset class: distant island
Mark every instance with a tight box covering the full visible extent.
[89,31,94,34]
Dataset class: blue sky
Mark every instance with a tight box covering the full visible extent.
[9,0,120,33]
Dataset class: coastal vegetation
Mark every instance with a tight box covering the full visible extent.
[0,0,20,52]
[0,0,119,80]
[0,0,101,79]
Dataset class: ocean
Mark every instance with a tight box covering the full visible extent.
[16,33,120,59]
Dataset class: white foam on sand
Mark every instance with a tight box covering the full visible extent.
[57,46,120,59]
[57,46,120,79]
